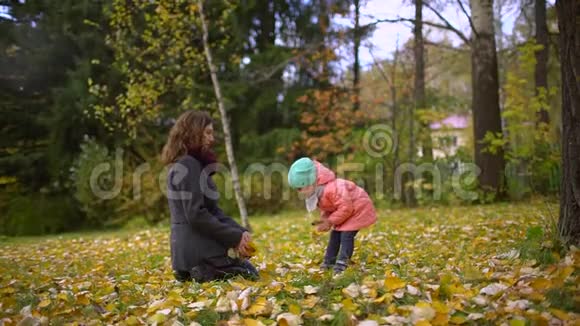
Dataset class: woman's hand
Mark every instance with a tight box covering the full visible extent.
[236,231,252,257]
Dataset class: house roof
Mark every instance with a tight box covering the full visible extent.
[430,114,469,130]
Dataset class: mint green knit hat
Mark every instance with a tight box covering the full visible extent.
[288,157,316,189]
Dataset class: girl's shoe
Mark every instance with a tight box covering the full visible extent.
[333,260,347,274]
[320,262,333,271]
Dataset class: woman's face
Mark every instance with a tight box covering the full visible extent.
[202,124,215,149]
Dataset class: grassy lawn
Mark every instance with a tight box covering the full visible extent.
[1,199,578,325]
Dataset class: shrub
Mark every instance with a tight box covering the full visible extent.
[1,194,81,236]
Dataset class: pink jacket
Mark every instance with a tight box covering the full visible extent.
[315,161,377,231]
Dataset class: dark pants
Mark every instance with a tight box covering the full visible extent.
[174,257,258,283]
[324,230,358,266]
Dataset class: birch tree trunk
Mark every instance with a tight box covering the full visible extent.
[198,0,250,229]
[556,0,580,246]
[470,0,505,194]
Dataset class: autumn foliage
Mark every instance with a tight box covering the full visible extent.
[289,88,366,161]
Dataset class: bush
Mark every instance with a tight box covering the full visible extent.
[70,137,120,227]
[212,169,303,217]
[71,137,169,228]
[1,194,81,236]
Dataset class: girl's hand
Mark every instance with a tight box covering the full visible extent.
[317,221,332,232]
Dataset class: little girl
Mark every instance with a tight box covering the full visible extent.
[288,157,377,273]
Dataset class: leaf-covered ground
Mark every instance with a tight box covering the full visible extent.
[1,200,578,325]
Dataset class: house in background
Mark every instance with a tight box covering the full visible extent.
[429,114,470,159]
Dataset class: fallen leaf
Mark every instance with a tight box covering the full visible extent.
[342,283,360,298]
[243,319,265,326]
[549,308,570,321]
[385,276,406,291]
[479,283,507,296]
[304,285,318,294]
[276,312,302,326]
[244,297,272,316]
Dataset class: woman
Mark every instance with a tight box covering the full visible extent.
[161,110,258,282]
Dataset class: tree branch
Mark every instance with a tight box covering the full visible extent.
[456,0,478,37]
[369,16,471,45]
[423,2,471,44]
[424,40,469,52]
[369,48,391,85]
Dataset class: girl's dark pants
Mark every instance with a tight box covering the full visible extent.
[324,230,358,267]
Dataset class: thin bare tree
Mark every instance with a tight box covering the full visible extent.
[198,0,250,229]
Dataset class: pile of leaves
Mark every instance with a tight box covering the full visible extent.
[1,200,578,325]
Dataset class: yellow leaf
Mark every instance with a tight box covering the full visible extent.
[373,294,392,304]
[106,303,116,311]
[526,292,545,302]
[2,287,15,294]
[147,299,166,313]
[57,292,69,302]
[229,281,247,290]
[76,295,90,305]
[125,316,140,325]
[556,266,574,283]
[302,295,320,308]
[527,314,549,326]
[510,319,526,326]
[166,290,184,305]
[432,313,449,326]
[289,304,301,315]
[448,283,466,294]
[38,299,51,308]
[530,278,551,291]
[148,313,167,324]
[247,240,258,257]
[341,298,357,312]
[385,276,406,291]
[416,320,432,326]
[449,315,467,324]
[185,310,198,320]
[432,301,449,314]
[549,308,570,321]
[387,304,397,314]
[243,319,265,326]
[244,297,272,316]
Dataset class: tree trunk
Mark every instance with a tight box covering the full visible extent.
[319,0,331,86]
[353,0,361,112]
[556,0,580,246]
[535,0,550,125]
[391,44,401,204]
[470,0,505,194]
[414,0,433,162]
[391,45,400,179]
[198,0,250,229]
[406,78,417,206]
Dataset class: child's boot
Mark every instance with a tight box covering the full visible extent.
[320,262,333,271]
[333,260,347,274]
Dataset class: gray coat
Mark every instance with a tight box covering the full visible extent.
[167,155,246,272]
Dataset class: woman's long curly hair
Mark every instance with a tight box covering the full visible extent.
[161,110,213,165]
